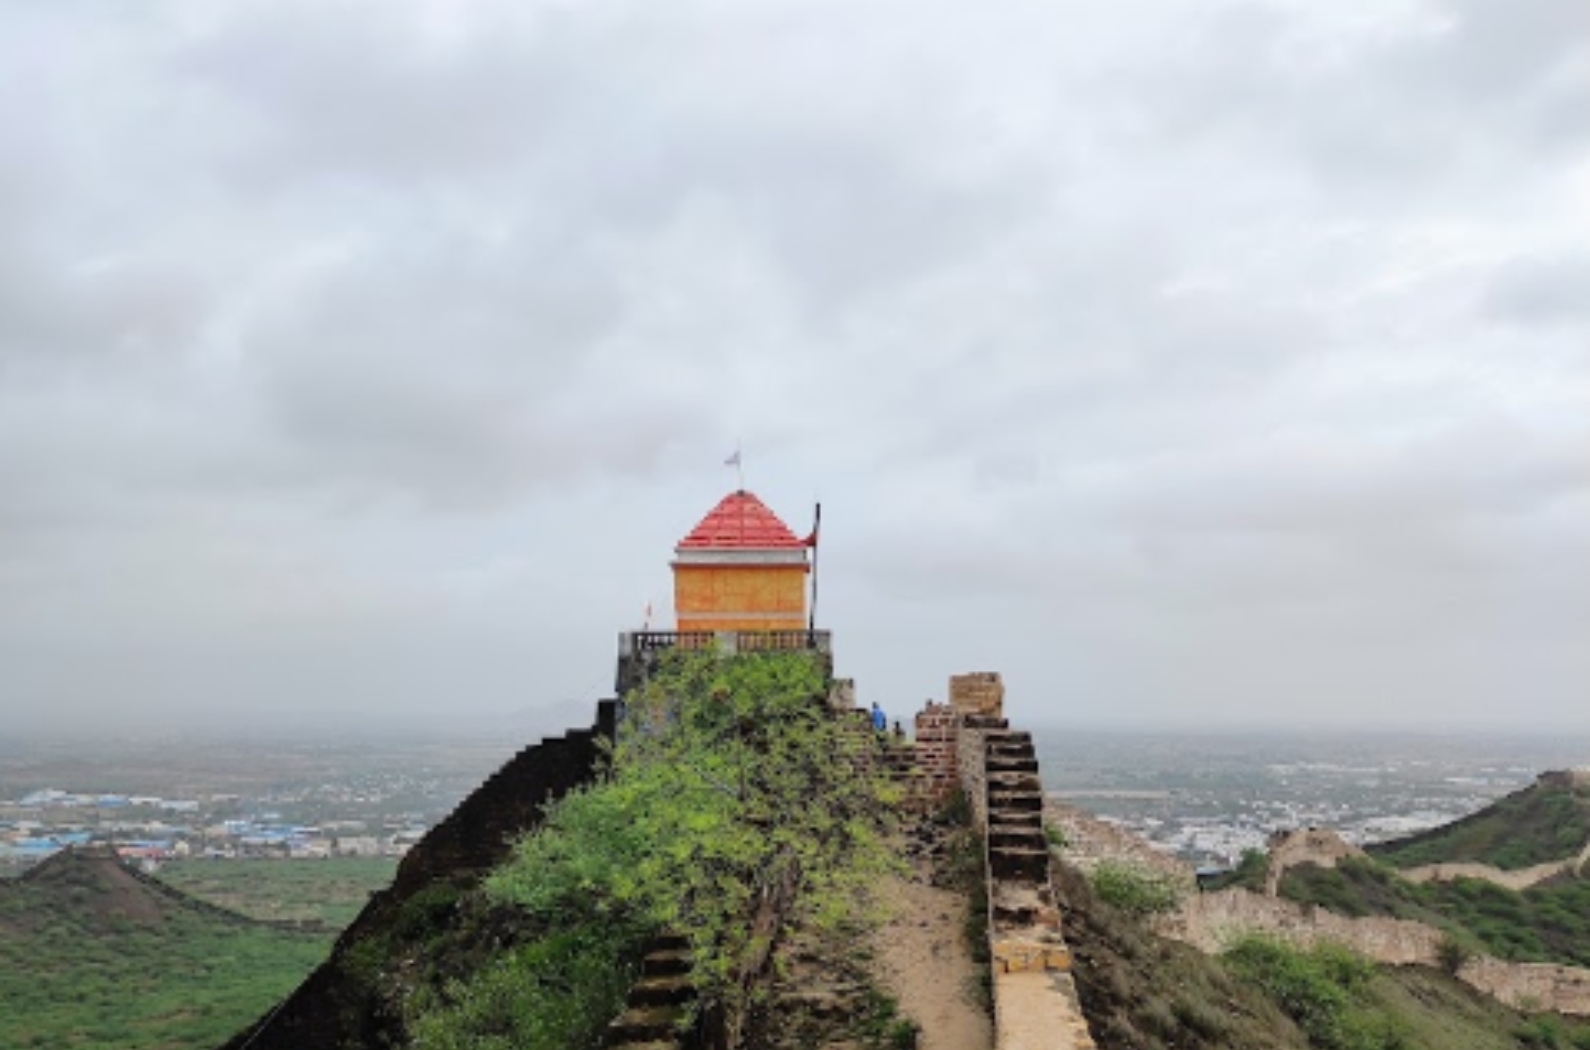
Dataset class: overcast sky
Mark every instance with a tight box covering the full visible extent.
[2,0,1587,737]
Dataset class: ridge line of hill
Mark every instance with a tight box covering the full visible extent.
[11,844,328,935]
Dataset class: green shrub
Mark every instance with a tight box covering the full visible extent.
[1090,861,1183,917]
[854,986,920,1049]
[1223,936,1408,1050]
[1435,934,1473,975]
[407,921,644,1050]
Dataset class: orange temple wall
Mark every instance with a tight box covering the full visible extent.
[673,564,808,632]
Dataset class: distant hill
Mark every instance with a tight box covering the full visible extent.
[0,847,331,1050]
[1367,770,1590,872]
[4,845,278,931]
[1273,771,1590,970]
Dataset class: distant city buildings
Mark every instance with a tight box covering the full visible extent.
[0,782,432,871]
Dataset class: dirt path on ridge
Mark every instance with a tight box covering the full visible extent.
[872,869,994,1050]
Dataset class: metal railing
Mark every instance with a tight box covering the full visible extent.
[619,630,832,656]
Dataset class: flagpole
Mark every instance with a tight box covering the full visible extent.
[808,501,822,634]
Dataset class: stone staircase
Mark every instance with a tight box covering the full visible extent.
[983,728,1058,929]
[971,717,1096,1050]
[605,934,698,1049]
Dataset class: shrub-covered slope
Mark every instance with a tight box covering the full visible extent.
[1368,772,1590,872]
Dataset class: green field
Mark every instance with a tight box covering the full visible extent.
[1,906,327,1050]
[0,852,397,1050]
[159,856,398,927]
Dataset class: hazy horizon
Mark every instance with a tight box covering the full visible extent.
[5,704,1590,749]
[2,1,1586,736]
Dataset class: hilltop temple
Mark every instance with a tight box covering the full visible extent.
[670,490,814,634]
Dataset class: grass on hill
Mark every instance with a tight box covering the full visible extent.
[158,856,397,927]
[1367,776,1590,871]
[1282,856,1590,967]
[0,850,371,1050]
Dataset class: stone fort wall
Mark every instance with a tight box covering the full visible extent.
[1162,886,1590,1016]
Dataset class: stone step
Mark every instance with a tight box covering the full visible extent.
[963,715,1009,730]
[987,772,1043,793]
[989,791,1043,813]
[984,729,1031,746]
[986,756,1038,774]
[606,1006,684,1044]
[642,949,692,978]
[992,883,1059,928]
[651,932,690,953]
[990,846,1050,882]
[994,810,1043,828]
[629,974,694,1008]
[989,826,1048,851]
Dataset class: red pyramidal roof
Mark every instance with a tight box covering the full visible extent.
[678,490,806,549]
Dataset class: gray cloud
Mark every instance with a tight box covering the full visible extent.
[1,0,1586,734]
[1484,252,1590,326]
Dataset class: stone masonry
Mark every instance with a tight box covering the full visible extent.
[949,672,1005,718]
[914,701,960,802]
[931,674,1098,1050]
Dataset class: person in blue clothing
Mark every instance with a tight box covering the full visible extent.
[870,701,886,733]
